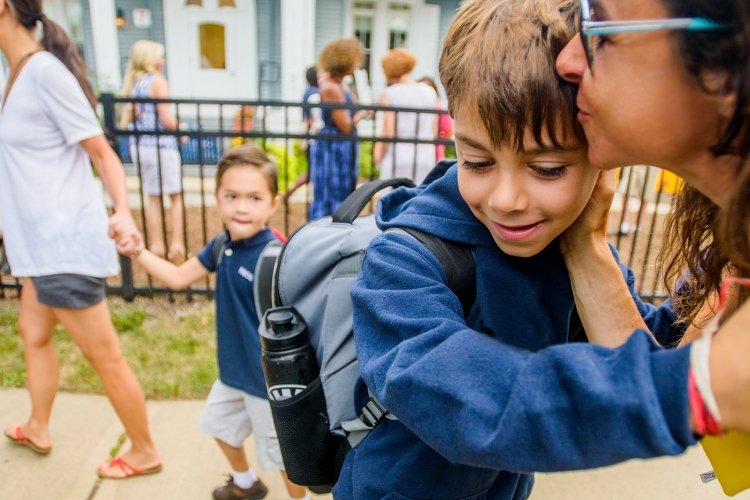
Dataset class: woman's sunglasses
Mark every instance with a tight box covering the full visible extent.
[577,0,729,75]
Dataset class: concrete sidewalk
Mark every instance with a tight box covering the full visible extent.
[0,388,746,500]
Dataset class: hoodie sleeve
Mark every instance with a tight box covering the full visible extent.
[609,245,686,346]
[352,233,696,473]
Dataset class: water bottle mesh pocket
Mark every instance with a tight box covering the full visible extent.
[268,377,349,490]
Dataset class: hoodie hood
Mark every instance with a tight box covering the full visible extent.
[376,161,497,248]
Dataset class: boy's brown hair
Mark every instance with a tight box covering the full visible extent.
[439,0,584,151]
[216,143,279,196]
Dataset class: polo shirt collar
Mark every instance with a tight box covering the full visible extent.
[225,227,273,249]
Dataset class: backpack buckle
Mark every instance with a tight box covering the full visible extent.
[360,397,387,428]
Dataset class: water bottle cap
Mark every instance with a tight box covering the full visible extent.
[260,307,309,352]
[266,310,295,333]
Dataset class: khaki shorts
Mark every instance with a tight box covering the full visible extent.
[198,379,284,471]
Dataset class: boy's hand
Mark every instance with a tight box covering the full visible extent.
[560,169,617,257]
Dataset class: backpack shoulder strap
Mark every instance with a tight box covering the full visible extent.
[254,239,282,321]
[388,227,476,319]
[212,232,230,268]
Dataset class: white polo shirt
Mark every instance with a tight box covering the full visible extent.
[0,52,119,278]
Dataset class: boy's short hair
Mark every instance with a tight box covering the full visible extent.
[216,143,279,197]
[318,38,365,79]
[382,48,417,81]
[439,0,584,151]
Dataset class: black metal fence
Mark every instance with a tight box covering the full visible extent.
[0,95,674,302]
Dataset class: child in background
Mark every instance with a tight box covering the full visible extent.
[334,0,693,498]
[121,40,185,261]
[116,144,307,500]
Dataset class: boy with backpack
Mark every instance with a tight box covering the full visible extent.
[329,0,695,498]
[117,144,308,500]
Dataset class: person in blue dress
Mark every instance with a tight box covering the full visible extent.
[308,38,370,219]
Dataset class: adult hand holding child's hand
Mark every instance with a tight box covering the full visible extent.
[108,211,144,258]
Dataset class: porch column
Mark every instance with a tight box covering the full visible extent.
[281,0,316,102]
[88,0,122,91]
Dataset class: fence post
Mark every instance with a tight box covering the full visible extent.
[101,93,135,302]
[120,254,135,302]
[101,92,115,134]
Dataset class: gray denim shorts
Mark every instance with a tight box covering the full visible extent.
[31,274,106,309]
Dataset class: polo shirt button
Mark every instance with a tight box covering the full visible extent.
[224,248,233,257]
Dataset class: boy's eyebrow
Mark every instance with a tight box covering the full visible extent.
[523,144,581,155]
[454,133,491,152]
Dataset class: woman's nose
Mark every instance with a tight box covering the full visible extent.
[556,33,587,84]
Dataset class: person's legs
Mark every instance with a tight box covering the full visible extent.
[3,281,59,450]
[145,194,166,256]
[167,192,185,260]
[53,301,160,475]
[215,438,251,471]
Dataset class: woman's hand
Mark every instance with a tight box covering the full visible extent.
[109,211,143,258]
[560,169,617,258]
[558,168,648,347]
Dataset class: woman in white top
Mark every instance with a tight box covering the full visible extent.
[0,0,161,479]
[373,48,438,185]
[121,40,185,261]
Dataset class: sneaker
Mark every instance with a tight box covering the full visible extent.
[213,475,269,500]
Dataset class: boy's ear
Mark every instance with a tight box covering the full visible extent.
[270,194,282,214]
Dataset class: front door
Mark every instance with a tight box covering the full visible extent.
[164,0,257,99]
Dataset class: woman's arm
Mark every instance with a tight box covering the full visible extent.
[560,170,650,347]
[135,251,209,290]
[80,135,142,255]
[120,102,134,130]
[321,82,353,134]
[373,92,394,165]
[710,300,750,431]
[151,76,177,130]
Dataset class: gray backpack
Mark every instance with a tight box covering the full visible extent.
[260,167,477,493]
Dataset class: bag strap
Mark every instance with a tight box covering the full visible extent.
[395,227,476,319]
[331,178,416,224]
[212,232,230,268]
[254,239,282,322]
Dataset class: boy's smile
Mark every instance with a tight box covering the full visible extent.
[454,107,599,257]
[215,165,280,241]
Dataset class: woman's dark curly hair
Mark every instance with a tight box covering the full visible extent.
[659,0,750,325]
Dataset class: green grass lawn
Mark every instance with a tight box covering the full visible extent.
[0,296,218,399]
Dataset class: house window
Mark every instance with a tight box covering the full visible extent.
[199,23,226,69]
[388,4,410,49]
[218,0,237,7]
[354,15,373,77]
[185,0,202,6]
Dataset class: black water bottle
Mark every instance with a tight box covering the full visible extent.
[259,307,319,401]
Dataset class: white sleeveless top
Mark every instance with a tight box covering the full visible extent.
[0,52,119,278]
[380,83,438,185]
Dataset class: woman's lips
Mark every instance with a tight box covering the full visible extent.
[492,221,545,242]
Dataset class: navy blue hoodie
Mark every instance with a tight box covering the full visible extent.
[333,162,696,500]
